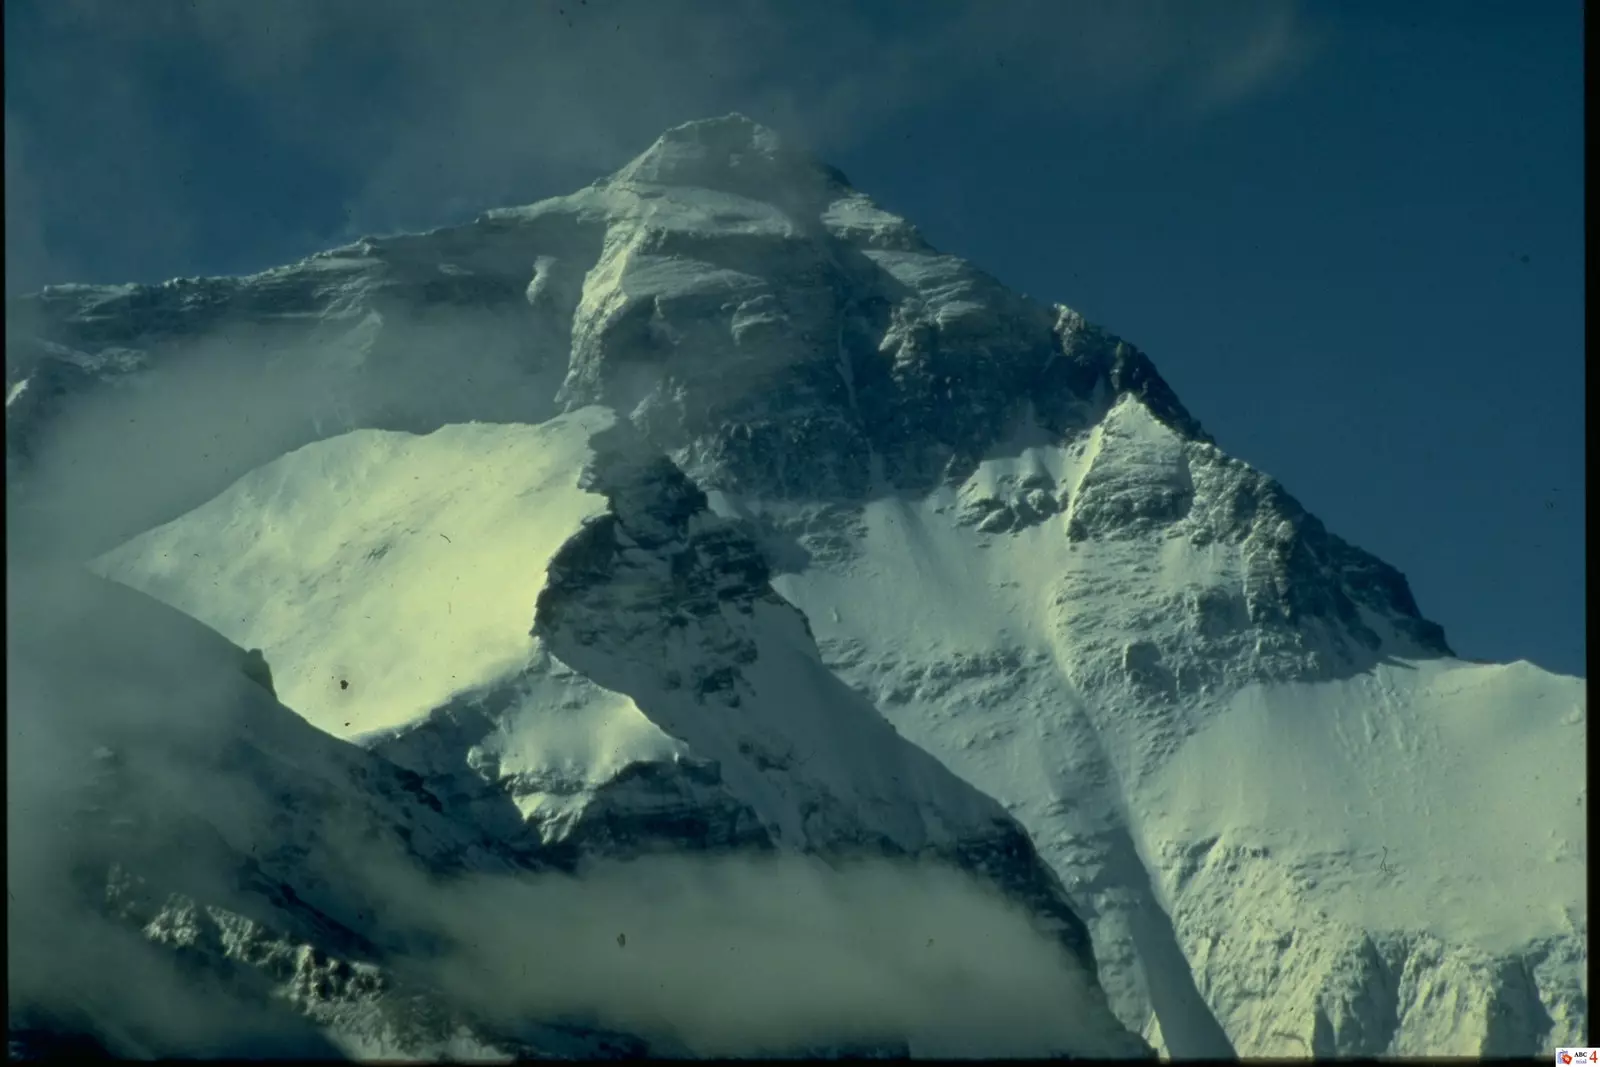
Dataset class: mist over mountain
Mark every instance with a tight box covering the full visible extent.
[7,115,1585,1059]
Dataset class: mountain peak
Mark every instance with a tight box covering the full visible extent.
[606,112,851,205]
[9,112,1582,1060]
[649,112,782,151]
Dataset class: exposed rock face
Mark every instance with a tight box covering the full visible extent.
[531,418,1104,979]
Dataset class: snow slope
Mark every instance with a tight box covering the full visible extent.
[738,395,1586,1056]
[1143,659,1586,1056]
[93,408,616,741]
[90,406,1144,1056]
[14,113,1584,1058]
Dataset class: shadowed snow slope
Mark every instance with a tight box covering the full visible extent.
[14,114,1584,1058]
[7,566,567,1058]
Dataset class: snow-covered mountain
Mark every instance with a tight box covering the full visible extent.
[8,114,1585,1058]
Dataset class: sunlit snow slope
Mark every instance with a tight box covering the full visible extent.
[748,425,1587,1056]
[94,409,615,741]
[15,113,1583,1059]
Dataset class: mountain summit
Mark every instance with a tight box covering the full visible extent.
[607,113,855,208]
[8,115,1586,1058]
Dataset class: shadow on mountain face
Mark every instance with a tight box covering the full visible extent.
[1096,826,1237,1059]
[7,900,346,1060]
[6,567,365,1057]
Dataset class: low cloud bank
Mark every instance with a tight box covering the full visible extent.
[369,850,1122,1058]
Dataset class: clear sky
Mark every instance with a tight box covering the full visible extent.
[4,0,1584,677]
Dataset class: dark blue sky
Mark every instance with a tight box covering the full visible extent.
[4,0,1584,676]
